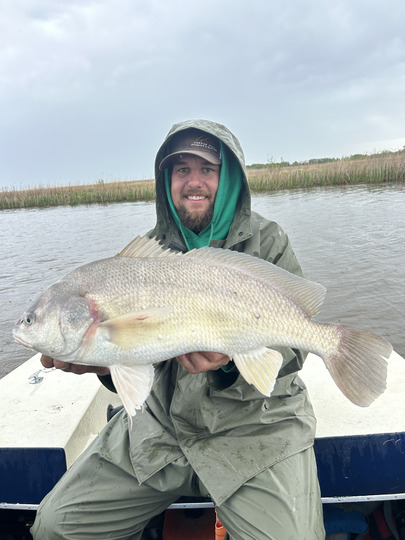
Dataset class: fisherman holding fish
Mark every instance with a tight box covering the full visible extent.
[26,119,367,539]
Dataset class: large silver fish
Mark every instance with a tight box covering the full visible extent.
[13,236,391,418]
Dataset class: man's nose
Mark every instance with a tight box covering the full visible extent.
[187,168,203,186]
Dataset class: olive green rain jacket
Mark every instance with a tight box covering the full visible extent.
[107,119,317,506]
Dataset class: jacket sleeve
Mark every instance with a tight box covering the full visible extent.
[98,374,117,393]
[255,215,303,276]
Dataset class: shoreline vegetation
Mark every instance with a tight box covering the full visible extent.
[1,149,404,210]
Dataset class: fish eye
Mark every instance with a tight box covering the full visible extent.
[23,313,36,326]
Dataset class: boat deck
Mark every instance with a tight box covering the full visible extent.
[302,350,405,502]
[0,351,404,509]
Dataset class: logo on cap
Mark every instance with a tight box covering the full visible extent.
[159,129,222,170]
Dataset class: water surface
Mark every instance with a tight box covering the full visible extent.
[1,184,403,378]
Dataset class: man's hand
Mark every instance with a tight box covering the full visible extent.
[41,351,229,377]
[40,355,110,376]
[177,352,230,374]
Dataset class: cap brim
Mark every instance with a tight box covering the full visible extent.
[159,150,222,171]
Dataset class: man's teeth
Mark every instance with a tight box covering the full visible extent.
[187,195,206,200]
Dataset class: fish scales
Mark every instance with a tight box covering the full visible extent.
[72,256,297,355]
[13,235,393,417]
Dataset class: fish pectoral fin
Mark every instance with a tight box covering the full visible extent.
[99,306,173,349]
[233,347,283,396]
[109,363,154,421]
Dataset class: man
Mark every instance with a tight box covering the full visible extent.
[32,119,325,539]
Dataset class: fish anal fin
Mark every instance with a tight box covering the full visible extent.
[99,306,173,349]
[109,363,154,424]
[233,347,283,396]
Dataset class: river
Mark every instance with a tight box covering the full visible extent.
[1,184,404,378]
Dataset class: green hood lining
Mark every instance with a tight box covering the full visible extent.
[164,141,244,250]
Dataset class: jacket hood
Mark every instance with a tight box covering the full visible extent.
[151,119,252,251]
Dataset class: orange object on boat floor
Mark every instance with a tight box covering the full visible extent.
[215,515,227,539]
[163,508,216,539]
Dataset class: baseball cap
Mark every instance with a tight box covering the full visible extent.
[159,128,222,170]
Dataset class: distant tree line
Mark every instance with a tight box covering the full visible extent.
[246,147,405,170]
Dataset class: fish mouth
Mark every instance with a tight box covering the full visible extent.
[12,323,89,360]
[13,333,35,350]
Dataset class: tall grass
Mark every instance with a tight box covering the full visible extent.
[0,179,156,210]
[248,153,405,193]
[1,152,404,210]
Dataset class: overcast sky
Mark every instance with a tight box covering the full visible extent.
[1,0,404,189]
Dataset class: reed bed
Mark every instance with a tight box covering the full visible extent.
[0,179,156,210]
[247,153,405,193]
[1,152,404,210]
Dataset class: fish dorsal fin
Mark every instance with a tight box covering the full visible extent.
[185,246,326,317]
[118,236,177,258]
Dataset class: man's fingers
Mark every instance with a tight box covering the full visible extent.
[40,354,110,376]
[177,352,230,373]
[40,355,55,368]
[177,354,201,373]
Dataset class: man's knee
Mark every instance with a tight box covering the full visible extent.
[31,494,63,540]
[217,449,325,539]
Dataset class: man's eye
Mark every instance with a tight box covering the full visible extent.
[202,168,214,174]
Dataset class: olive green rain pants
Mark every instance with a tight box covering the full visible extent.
[31,410,325,540]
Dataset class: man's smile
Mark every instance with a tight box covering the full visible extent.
[185,194,208,201]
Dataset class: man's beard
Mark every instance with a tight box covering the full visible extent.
[177,201,214,233]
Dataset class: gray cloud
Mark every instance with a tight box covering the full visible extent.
[1,0,404,188]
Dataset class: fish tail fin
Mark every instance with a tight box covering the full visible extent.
[323,324,392,407]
